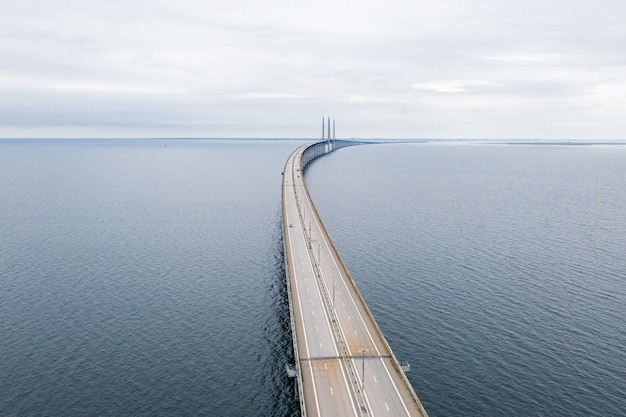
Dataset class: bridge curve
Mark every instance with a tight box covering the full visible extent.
[282,140,429,417]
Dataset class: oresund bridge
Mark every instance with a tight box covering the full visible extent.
[282,129,429,416]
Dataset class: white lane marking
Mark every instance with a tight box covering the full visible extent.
[320,225,407,417]
[385,402,389,411]
[330,387,334,396]
[348,315,351,321]
[336,357,360,417]
[289,147,394,417]
[324,363,327,370]
[381,359,412,416]
[299,212,360,416]
[284,176,319,417]
[373,375,378,383]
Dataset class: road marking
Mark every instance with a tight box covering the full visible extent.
[322,246,411,413]
[285,146,416,417]
[348,315,351,321]
[324,363,327,370]
[283,178,319,417]
[373,375,378,383]
[330,387,334,396]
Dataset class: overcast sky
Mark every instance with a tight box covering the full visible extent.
[1,0,625,139]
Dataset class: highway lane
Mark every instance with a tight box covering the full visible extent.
[283,143,428,417]
[283,147,360,417]
[297,165,413,417]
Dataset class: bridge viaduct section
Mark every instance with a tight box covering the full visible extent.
[282,140,429,417]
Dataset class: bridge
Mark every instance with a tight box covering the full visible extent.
[282,139,429,417]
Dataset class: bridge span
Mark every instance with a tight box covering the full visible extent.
[282,140,429,417]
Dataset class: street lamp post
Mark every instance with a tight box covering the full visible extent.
[310,239,319,267]
[360,348,368,393]
[317,242,320,265]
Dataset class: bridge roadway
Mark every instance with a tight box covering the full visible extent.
[282,142,429,417]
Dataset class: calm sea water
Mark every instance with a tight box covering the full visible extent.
[0,139,304,417]
[306,142,626,417]
[1,139,624,417]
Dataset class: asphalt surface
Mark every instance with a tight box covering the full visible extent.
[282,143,429,417]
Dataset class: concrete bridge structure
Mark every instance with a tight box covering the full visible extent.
[282,140,429,417]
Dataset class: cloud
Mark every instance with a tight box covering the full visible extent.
[410,81,503,94]
[1,0,626,138]
[236,93,303,100]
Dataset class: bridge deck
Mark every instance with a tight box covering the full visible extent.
[282,142,429,417]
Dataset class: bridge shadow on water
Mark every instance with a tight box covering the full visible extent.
[259,210,300,417]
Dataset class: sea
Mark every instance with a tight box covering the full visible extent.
[0,139,624,417]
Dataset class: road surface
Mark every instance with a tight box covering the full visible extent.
[282,142,429,417]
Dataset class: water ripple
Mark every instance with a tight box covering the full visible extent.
[306,143,626,417]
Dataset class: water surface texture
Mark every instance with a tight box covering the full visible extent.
[306,142,625,417]
[1,139,303,417]
[1,140,625,416]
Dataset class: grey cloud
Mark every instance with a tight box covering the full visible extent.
[1,0,625,138]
